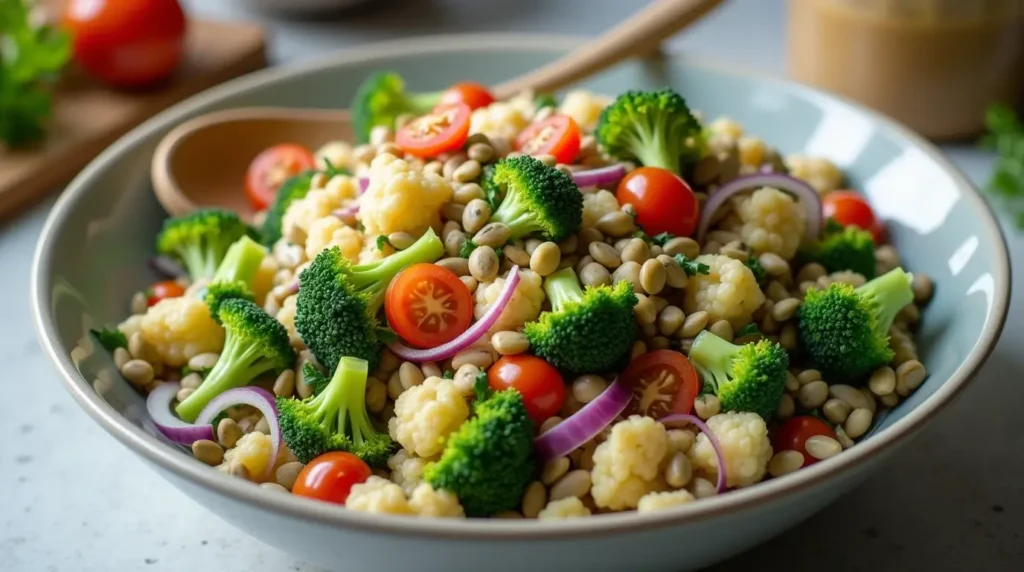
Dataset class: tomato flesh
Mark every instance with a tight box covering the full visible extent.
[396,103,472,158]
[488,355,565,425]
[146,280,185,307]
[385,264,473,349]
[515,114,582,165]
[616,167,700,237]
[292,452,372,505]
[62,0,187,89]
[773,416,837,467]
[245,144,316,211]
[620,349,701,418]
[437,82,495,111]
[823,190,884,242]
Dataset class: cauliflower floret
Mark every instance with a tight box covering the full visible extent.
[590,415,669,510]
[637,489,696,513]
[315,141,355,172]
[275,294,303,349]
[281,174,361,244]
[785,154,844,194]
[388,449,428,495]
[582,189,619,226]
[707,117,744,143]
[689,411,772,488]
[683,254,765,329]
[388,376,470,458]
[507,90,540,121]
[558,89,612,132]
[140,296,225,367]
[359,153,452,237]
[473,269,545,332]
[408,483,465,518]
[220,432,272,481]
[470,100,531,142]
[118,314,144,340]
[304,216,364,262]
[346,476,416,515]
[537,497,592,520]
[719,187,806,260]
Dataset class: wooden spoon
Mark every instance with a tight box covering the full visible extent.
[152,0,723,221]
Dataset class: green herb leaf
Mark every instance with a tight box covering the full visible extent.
[301,362,330,395]
[650,232,675,246]
[744,256,767,288]
[442,370,454,379]
[979,103,1024,227]
[736,322,760,338]
[90,327,127,352]
[375,235,393,252]
[674,254,710,276]
[459,238,478,258]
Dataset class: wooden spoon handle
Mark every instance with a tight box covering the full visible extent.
[491,0,723,100]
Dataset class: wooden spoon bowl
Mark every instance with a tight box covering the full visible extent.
[151,107,352,222]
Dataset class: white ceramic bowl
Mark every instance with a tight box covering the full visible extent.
[31,34,1009,572]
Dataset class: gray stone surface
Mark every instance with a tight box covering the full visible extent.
[2,0,1019,570]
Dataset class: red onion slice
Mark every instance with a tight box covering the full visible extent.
[571,164,627,189]
[534,377,632,462]
[659,413,727,493]
[146,382,215,445]
[389,266,521,362]
[359,176,369,192]
[696,173,823,244]
[148,256,187,279]
[331,204,361,219]
[196,387,281,481]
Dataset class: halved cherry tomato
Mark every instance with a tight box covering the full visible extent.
[488,355,565,425]
[245,144,316,211]
[395,103,472,158]
[146,280,185,307]
[620,349,701,418]
[292,452,371,505]
[616,167,700,237]
[385,263,473,349]
[437,82,495,111]
[515,114,582,165]
[823,190,884,243]
[772,416,837,467]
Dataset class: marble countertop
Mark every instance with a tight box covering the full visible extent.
[2,0,1020,570]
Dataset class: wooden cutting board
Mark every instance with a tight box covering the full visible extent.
[0,18,267,220]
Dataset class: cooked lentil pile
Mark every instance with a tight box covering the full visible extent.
[86,74,932,520]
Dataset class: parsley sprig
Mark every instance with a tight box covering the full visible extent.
[980,104,1024,228]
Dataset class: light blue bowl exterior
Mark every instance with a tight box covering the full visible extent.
[31,35,1009,572]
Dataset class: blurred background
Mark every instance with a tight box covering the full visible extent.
[2,1,1021,571]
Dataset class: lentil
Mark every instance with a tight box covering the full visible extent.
[175,386,194,402]
[896,360,926,391]
[639,259,667,295]
[657,306,685,337]
[612,261,643,292]
[664,452,693,489]
[453,364,481,395]
[473,222,511,248]
[844,408,873,438]
[189,352,219,372]
[503,245,531,268]
[868,366,896,396]
[454,183,485,205]
[822,398,852,424]
[708,320,734,342]
[272,369,295,397]
[467,142,494,163]
[521,481,547,518]
[539,416,563,435]
[460,275,478,294]
[694,394,721,420]
[572,375,607,404]
[630,341,647,360]
[441,202,465,222]
[828,384,873,411]
[784,370,799,392]
[254,416,271,435]
[365,377,387,413]
[398,361,425,390]
[595,211,635,237]
[453,159,482,182]
[859,388,878,414]
[113,347,130,369]
[180,372,203,390]
[121,359,154,387]
[662,237,699,259]
[541,457,571,486]
[275,462,304,491]
[771,298,800,322]
[805,435,842,460]
[798,380,829,409]
[689,477,718,499]
[217,418,242,448]
[588,241,621,269]
[469,246,500,282]
[451,348,494,370]
[620,238,650,264]
[387,371,403,400]
[796,369,821,385]
[436,257,470,276]
[834,425,856,449]
[776,393,795,419]
[766,280,790,302]
[492,331,529,355]
[768,450,804,477]
[580,262,612,287]
[530,242,562,276]
[191,440,224,466]
[128,332,151,361]
[633,293,657,325]
[879,392,899,407]
[550,470,592,501]
[558,234,578,255]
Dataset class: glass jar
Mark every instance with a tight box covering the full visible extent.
[787,0,1024,140]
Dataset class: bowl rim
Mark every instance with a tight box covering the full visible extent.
[31,33,1011,540]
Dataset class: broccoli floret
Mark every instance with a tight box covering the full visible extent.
[175,298,295,422]
[351,71,442,143]
[277,356,394,466]
[524,267,636,374]
[260,163,350,247]
[487,156,583,241]
[156,209,251,283]
[805,224,876,279]
[424,373,535,516]
[798,267,913,383]
[295,228,444,372]
[204,281,255,324]
[688,331,788,419]
[90,327,127,352]
[594,89,703,174]
[534,93,558,110]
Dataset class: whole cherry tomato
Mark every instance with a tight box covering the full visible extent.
[62,0,187,89]
[146,280,185,307]
[385,263,473,349]
[515,114,582,165]
[396,103,472,159]
[488,355,565,425]
[773,416,837,467]
[437,82,495,111]
[291,452,372,505]
[616,167,700,236]
[244,144,316,211]
[620,349,701,418]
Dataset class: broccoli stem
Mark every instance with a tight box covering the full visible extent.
[630,121,680,174]
[856,268,914,337]
[348,228,444,308]
[688,330,736,394]
[407,91,442,113]
[213,236,266,285]
[490,190,540,239]
[175,339,274,422]
[180,246,218,282]
[311,357,376,445]
[542,268,585,312]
